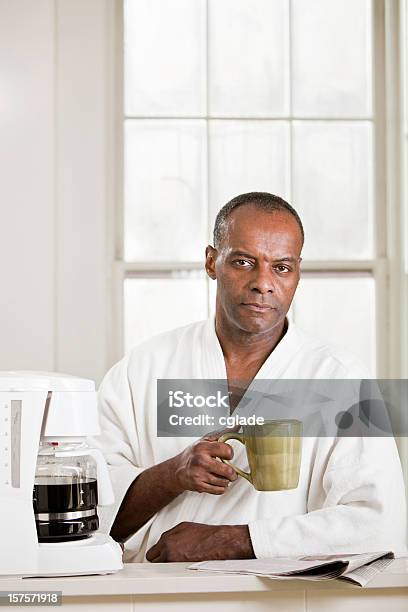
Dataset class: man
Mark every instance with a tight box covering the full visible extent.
[95,192,407,563]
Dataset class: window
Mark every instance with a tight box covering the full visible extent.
[119,0,391,377]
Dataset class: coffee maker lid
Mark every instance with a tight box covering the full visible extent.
[0,371,95,392]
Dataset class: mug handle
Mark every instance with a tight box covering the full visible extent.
[217,432,252,484]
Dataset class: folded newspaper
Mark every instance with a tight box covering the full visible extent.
[189,551,395,587]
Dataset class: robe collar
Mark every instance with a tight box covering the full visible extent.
[202,315,305,381]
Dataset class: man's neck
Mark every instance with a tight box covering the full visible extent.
[214,315,288,413]
[215,314,288,369]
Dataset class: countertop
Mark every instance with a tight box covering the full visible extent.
[1,559,408,596]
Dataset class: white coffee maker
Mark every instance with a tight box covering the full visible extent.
[0,371,123,577]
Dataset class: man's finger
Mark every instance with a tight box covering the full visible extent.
[146,541,163,562]
[202,432,222,442]
[199,483,228,495]
[205,441,234,460]
[202,426,240,442]
[150,550,167,563]
[205,473,232,487]
[207,457,237,480]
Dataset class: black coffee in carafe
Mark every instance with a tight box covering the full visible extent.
[33,477,99,542]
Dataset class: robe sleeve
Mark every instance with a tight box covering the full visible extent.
[248,436,407,558]
[89,356,155,553]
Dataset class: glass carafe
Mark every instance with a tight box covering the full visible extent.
[33,440,99,542]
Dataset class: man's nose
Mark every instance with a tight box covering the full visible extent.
[249,265,275,293]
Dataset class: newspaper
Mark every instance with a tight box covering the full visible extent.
[189,551,395,587]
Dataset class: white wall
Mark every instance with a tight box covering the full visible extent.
[0,0,114,384]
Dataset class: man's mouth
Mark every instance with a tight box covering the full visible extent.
[241,303,276,312]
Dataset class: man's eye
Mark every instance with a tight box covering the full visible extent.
[276,265,290,273]
[234,259,252,267]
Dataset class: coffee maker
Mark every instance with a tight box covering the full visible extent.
[0,371,123,577]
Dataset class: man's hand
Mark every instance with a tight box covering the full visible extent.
[173,435,238,495]
[146,522,254,562]
[110,432,238,542]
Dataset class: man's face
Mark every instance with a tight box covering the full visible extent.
[205,205,303,335]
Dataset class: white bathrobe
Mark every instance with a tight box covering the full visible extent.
[93,318,407,562]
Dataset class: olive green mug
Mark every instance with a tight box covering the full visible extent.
[218,419,302,491]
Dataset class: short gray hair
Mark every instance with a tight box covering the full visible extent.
[213,192,304,248]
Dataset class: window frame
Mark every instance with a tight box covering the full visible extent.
[110,0,405,382]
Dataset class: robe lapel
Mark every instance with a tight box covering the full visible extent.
[201,316,304,381]
[200,317,306,417]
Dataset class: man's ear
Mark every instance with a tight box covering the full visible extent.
[205,245,217,280]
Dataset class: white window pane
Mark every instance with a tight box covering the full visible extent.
[209,0,289,116]
[292,0,372,117]
[293,274,376,374]
[292,121,374,260]
[209,120,291,240]
[124,0,206,116]
[124,120,207,262]
[124,275,208,351]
